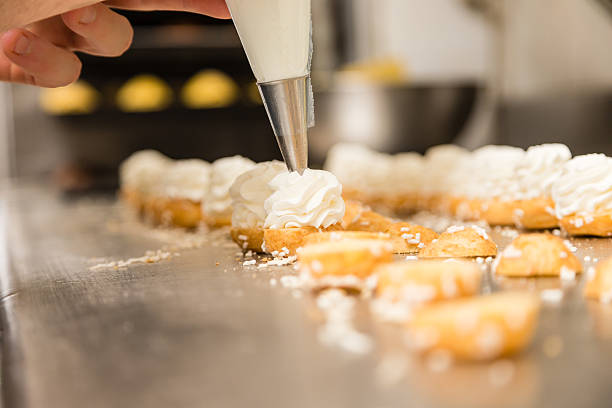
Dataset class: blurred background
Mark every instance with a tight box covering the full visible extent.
[1,0,612,191]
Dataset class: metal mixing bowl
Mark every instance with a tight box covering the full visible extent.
[309,82,480,164]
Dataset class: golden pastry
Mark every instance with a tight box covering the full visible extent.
[558,212,612,237]
[494,234,582,277]
[385,222,439,254]
[298,239,393,280]
[116,74,173,112]
[181,70,239,109]
[341,200,369,229]
[263,225,342,257]
[420,226,497,258]
[514,197,558,230]
[375,260,482,304]
[39,80,100,115]
[346,210,395,233]
[551,154,612,237]
[407,292,540,361]
[231,227,265,252]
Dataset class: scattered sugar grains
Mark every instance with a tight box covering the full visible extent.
[316,289,373,355]
[89,249,174,271]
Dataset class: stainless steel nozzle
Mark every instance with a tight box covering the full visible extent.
[258,76,309,174]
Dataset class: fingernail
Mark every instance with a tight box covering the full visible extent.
[79,7,97,24]
[13,35,31,56]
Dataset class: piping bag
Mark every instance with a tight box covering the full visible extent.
[225,0,314,174]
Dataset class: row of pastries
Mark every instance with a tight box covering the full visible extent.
[118,149,551,361]
[118,146,612,360]
[325,142,612,236]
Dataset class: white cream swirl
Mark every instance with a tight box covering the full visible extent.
[119,150,172,195]
[229,161,287,228]
[516,144,571,199]
[390,152,424,193]
[459,145,525,200]
[552,154,612,218]
[264,169,346,229]
[203,155,256,217]
[158,159,211,201]
[324,143,394,194]
[422,144,470,194]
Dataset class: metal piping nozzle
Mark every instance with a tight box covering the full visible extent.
[258,76,309,174]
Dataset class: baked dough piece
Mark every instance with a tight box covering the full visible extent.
[494,234,582,277]
[385,222,439,254]
[204,214,233,228]
[297,239,393,279]
[514,196,558,230]
[375,260,481,304]
[559,211,612,237]
[407,292,540,360]
[263,224,343,256]
[145,197,203,228]
[346,210,395,232]
[584,258,612,302]
[301,230,404,252]
[341,200,369,229]
[479,198,519,227]
[419,226,497,258]
[231,227,265,252]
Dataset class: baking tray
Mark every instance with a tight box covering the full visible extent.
[2,184,612,408]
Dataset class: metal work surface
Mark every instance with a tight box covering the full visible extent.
[2,185,612,408]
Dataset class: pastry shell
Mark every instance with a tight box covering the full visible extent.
[494,233,582,277]
[407,292,540,360]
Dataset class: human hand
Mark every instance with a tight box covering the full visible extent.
[0,0,230,87]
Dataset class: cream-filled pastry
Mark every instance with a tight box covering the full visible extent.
[324,143,394,207]
[119,150,172,212]
[421,144,470,213]
[453,145,525,225]
[146,159,211,227]
[229,161,287,251]
[262,169,345,256]
[202,155,256,228]
[513,144,571,229]
[552,154,612,236]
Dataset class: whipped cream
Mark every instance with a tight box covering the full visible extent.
[391,152,424,193]
[158,159,211,201]
[458,145,525,200]
[516,144,571,199]
[552,154,612,218]
[119,150,172,195]
[230,161,287,228]
[203,155,256,217]
[422,144,470,194]
[264,169,345,229]
[324,143,394,194]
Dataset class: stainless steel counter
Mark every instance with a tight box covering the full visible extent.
[2,184,612,408]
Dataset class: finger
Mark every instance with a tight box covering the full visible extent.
[104,0,231,19]
[61,4,133,56]
[0,29,82,87]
